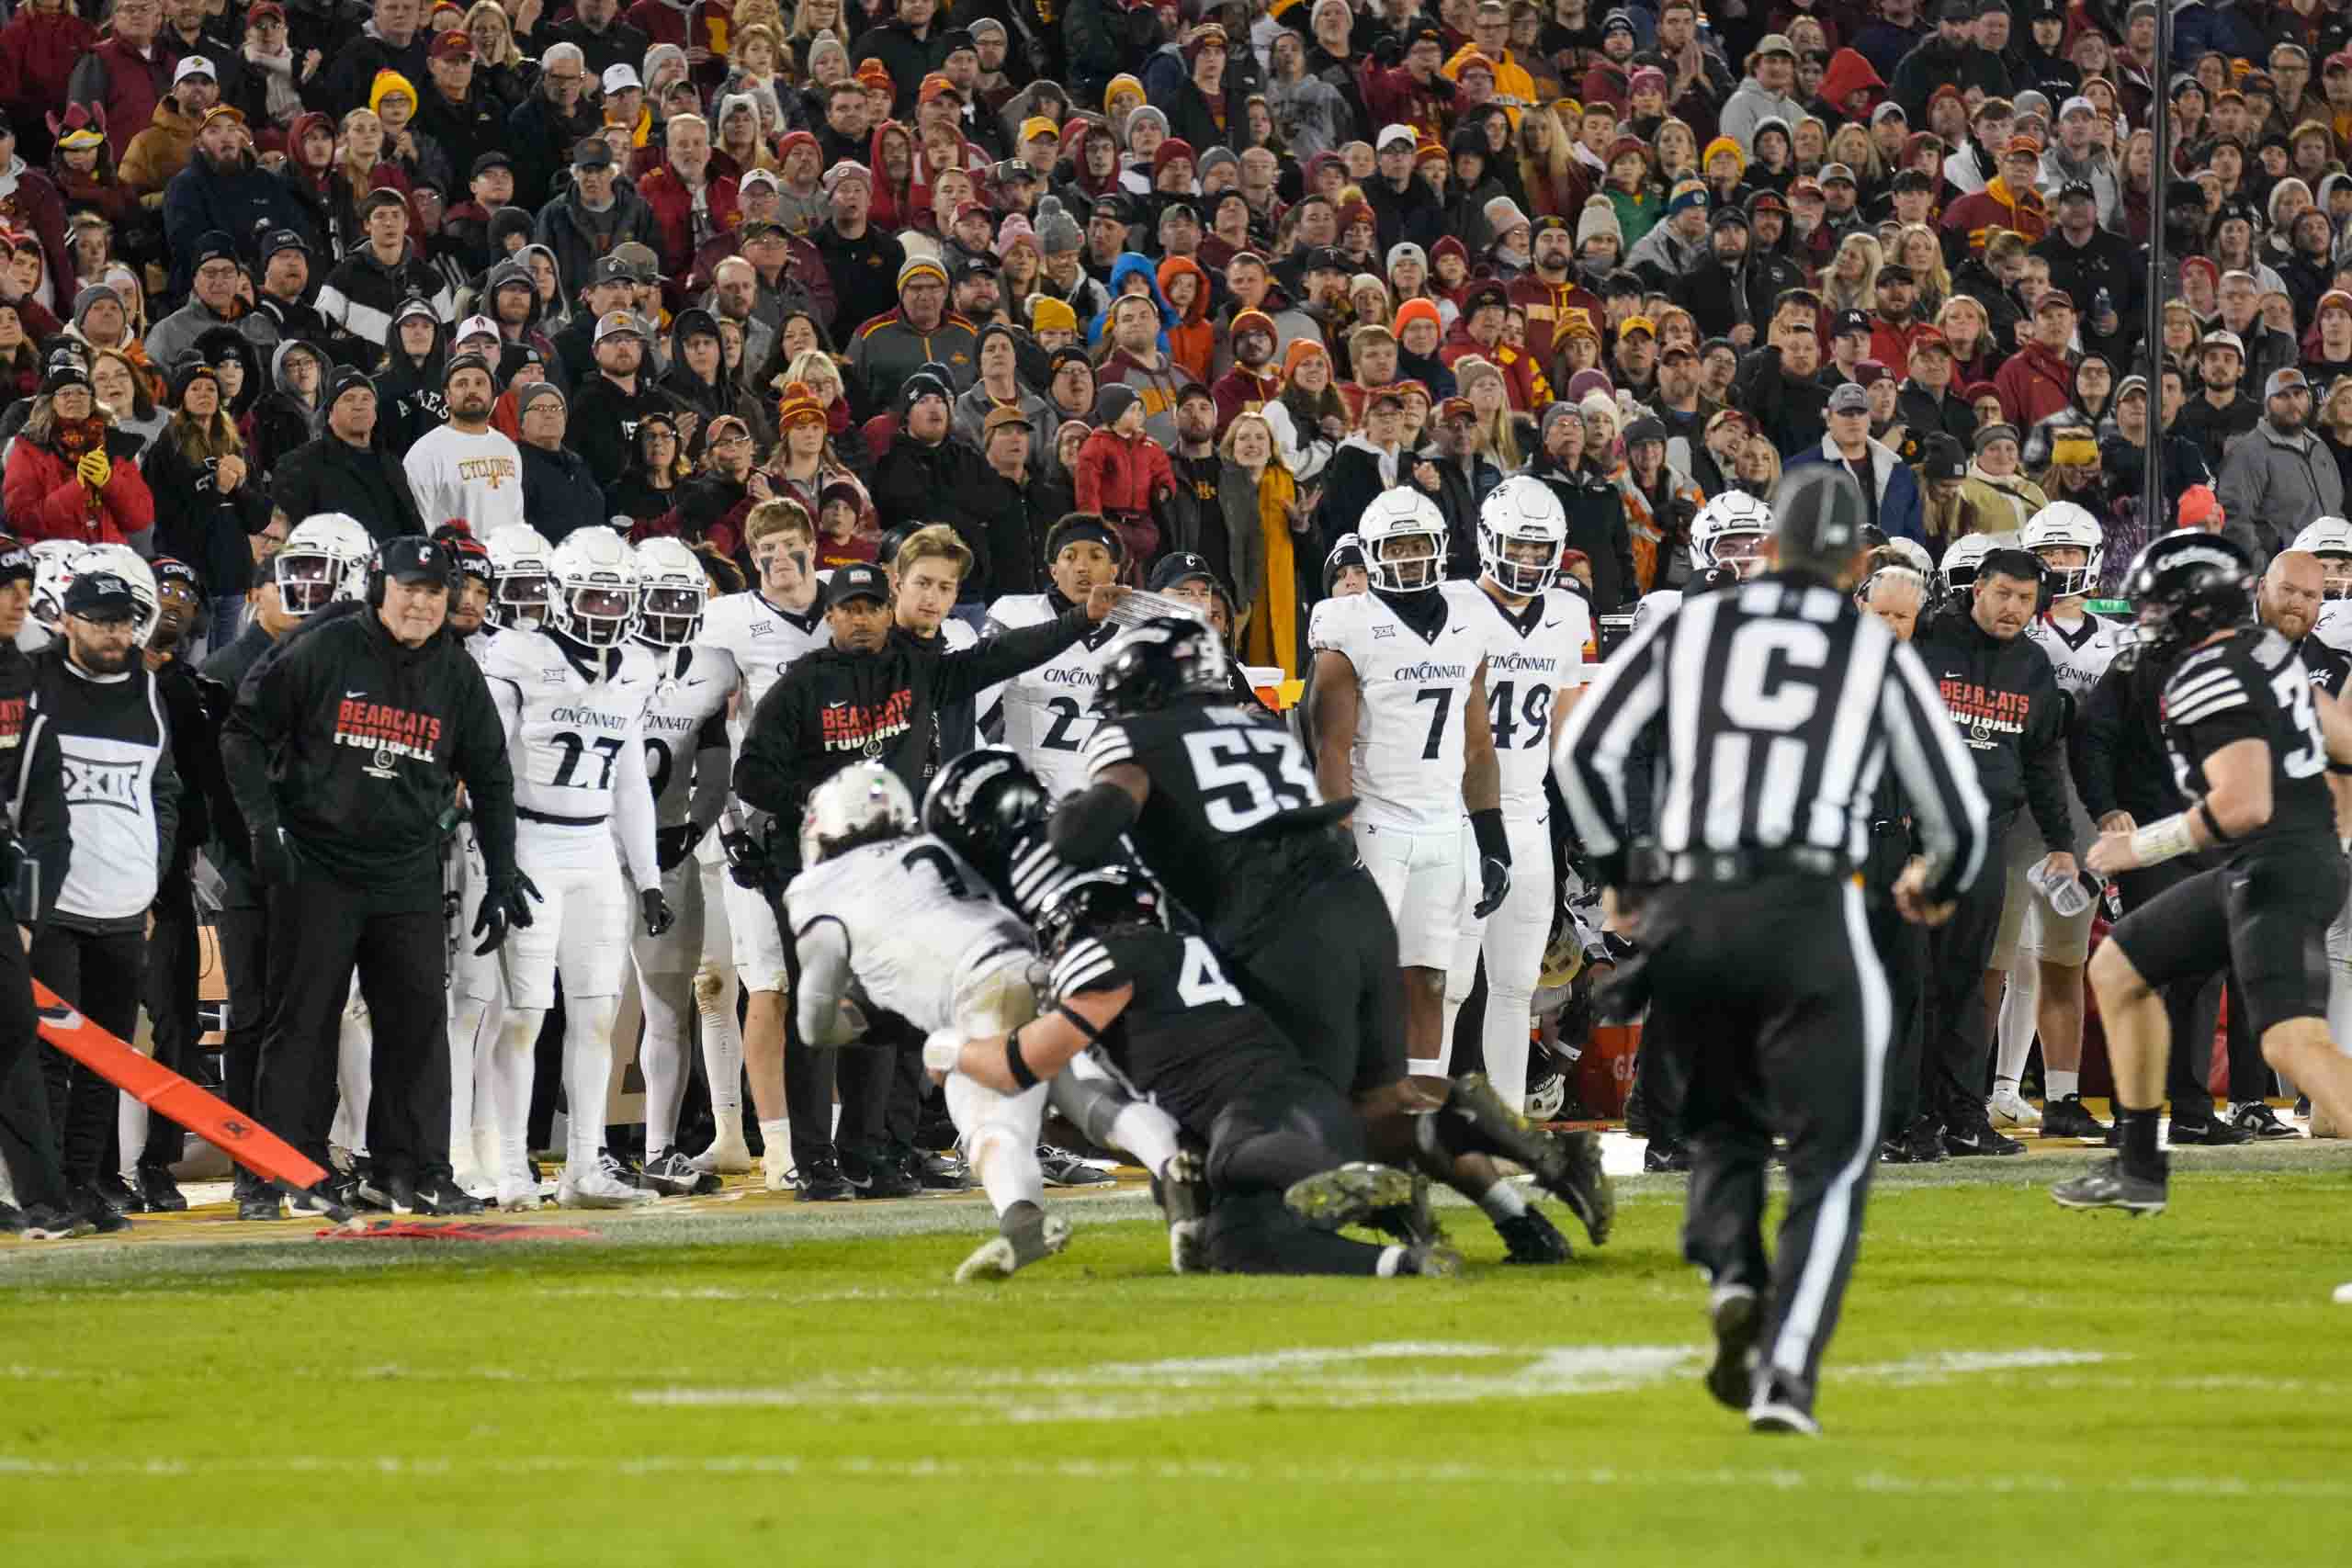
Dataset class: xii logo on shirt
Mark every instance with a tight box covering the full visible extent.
[60,750,142,810]
[335,697,444,778]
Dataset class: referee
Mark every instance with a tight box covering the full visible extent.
[220,536,523,1216]
[1555,467,1989,1437]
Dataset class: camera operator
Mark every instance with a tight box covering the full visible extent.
[220,537,522,1215]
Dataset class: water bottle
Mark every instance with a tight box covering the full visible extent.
[2093,287,2114,324]
[2030,857,2093,918]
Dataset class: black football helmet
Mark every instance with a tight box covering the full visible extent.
[2114,528,2254,671]
[1034,863,1167,963]
[1094,615,1230,716]
[921,747,1051,895]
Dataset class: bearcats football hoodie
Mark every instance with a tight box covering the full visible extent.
[1911,603,2071,852]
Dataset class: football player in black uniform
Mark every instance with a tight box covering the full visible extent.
[1040,617,1616,1259]
[2059,531,2352,1213]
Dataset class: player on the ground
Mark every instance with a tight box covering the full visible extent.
[479,526,673,1210]
[1048,615,1615,1262]
[695,501,831,1189]
[2059,531,2352,1213]
[622,536,736,1195]
[980,516,1126,798]
[1439,477,1591,1113]
[2294,517,2352,654]
[1305,489,1509,1077]
[1987,502,2120,1142]
[933,859,1463,1277]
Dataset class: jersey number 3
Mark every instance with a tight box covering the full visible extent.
[1182,727,1321,831]
[2269,668,2327,779]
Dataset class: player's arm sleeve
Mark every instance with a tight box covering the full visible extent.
[2069,662,2125,822]
[937,605,1091,703]
[1880,637,1991,902]
[687,712,731,831]
[1552,606,1672,876]
[452,665,520,885]
[612,713,661,893]
[2021,667,2075,853]
[793,916,859,1047]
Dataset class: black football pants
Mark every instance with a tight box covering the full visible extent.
[214,897,270,1192]
[259,871,452,1184]
[0,921,71,1213]
[1924,809,2018,1126]
[138,875,201,1170]
[1644,874,1888,1412]
[33,921,144,1189]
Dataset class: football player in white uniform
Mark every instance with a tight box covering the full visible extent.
[980,516,1125,797]
[1987,502,2119,1142]
[622,537,740,1195]
[479,527,673,1209]
[2292,517,2352,654]
[1308,489,1507,1076]
[695,501,831,1188]
[1439,477,1591,1113]
[787,764,1080,1280]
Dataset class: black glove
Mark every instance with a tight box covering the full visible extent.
[250,824,295,886]
[656,820,709,871]
[1371,34,1403,65]
[720,822,775,892]
[472,868,542,955]
[1469,807,1511,919]
[640,886,674,938]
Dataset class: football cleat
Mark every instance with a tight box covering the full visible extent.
[2051,1157,2168,1214]
[693,1134,755,1175]
[1445,1074,1615,1244]
[496,1166,544,1212]
[557,1163,655,1209]
[792,1157,854,1202]
[2231,1101,2301,1140]
[1496,1207,1572,1264]
[1037,1144,1114,1187]
[639,1150,720,1197]
[839,1144,921,1199]
[2040,1095,2109,1141]
[91,1169,144,1214]
[954,1202,1070,1282]
[1941,1119,2025,1156]
[1283,1161,1419,1233]
[1987,1086,2041,1129]
[2168,1109,2252,1146]
[394,1174,486,1215]
[1748,1375,1822,1437]
[133,1164,187,1213]
[1152,1147,1212,1274]
[1399,1240,1466,1277]
[908,1148,977,1191]
[1705,1284,1763,1413]
[1644,1139,1690,1173]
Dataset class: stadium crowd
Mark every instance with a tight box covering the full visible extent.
[0,0,2347,1240]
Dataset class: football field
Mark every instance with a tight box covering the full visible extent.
[6,1135,2349,1568]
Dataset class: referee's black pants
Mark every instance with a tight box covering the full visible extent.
[1643,874,1888,1412]
[139,874,200,1170]
[258,870,453,1184]
[215,897,271,1194]
[0,920,72,1213]
[33,919,144,1189]
[1924,809,2018,1128]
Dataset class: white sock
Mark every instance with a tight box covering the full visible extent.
[447,996,494,1169]
[1484,988,1534,1113]
[1375,1245,1406,1277]
[563,998,617,1172]
[974,1134,1046,1217]
[1407,1056,1444,1077]
[1106,1100,1181,1177]
[759,1118,791,1171]
[638,968,693,1158]
[2047,1069,2079,1100]
[118,1091,146,1180]
[696,964,745,1139]
[492,1007,544,1181]
[1476,1181,1528,1222]
[336,1005,373,1155]
[1995,966,2040,1087]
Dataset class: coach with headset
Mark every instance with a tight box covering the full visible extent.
[220,536,525,1216]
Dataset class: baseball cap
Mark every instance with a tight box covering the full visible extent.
[1827,382,1871,415]
[824,161,874,195]
[981,403,1034,435]
[471,150,513,177]
[1377,123,1419,151]
[1148,551,1219,594]
[2199,327,2245,355]
[455,314,501,348]
[825,561,891,608]
[2267,367,2312,398]
[2036,288,2075,314]
[260,226,309,259]
[376,536,456,588]
[2115,373,2150,400]
[1854,359,1891,388]
[1833,308,1871,337]
[430,30,473,60]
[1819,163,1856,186]
[1619,315,1657,337]
[1753,32,1794,56]
[602,63,641,94]
[611,241,662,283]
[573,136,615,170]
[442,350,493,385]
[174,56,217,85]
[594,309,649,344]
[2056,178,2097,203]
[64,570,141,621]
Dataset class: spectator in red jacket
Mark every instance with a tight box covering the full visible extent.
[1440,277,1554,411]
[62,0,176,160]
[1993,289,2077,428]
[2,357,153,544]
[1072,382,1171,578]
[635,109,740,281]
[0,0,97,162]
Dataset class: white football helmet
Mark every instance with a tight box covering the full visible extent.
[2293,516,2352,599]
[1940,532,1996,598]
[1476,474,1567,595]
[66,544,161,646]
[799,760,916,866]
[28,539,81,629]
[1689,491,1774,580]
[1359,488,1448,592]
[275,513,372,617]
[548,525,639,647]
[631,536,707,647]
[484,522,556,629]
[2019,501,2105,597]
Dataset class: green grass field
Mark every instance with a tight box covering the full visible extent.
[6,1140,2350,1568]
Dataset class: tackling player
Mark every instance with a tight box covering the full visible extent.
[2061,532,2352,1212]
[1440,478,1591,1113]
[479,527,673,1210]
[1306,490,1509,1077]
[695,501,831,1190]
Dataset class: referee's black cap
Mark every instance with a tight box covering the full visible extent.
[1772,464,1870,564]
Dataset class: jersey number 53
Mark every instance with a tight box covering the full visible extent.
[1181,727,1321,832]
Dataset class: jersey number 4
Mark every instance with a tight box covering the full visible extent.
[1182,727,1321,831]
[1176,936,1245,1009]
[551,732,625,789]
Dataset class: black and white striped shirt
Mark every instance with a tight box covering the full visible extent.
[1555,576,1990,899]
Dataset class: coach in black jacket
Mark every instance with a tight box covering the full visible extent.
[270,370,429,541]
[220,541,518,1213]
[1908,547,2071,1150]
[0,536,76,1231]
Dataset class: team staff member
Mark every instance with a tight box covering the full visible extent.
[731,556,1125,1190]
[0,538,82,1236]
[221,536,524,1217]
[1908,547,2072,1157]
[1556,467,1989,1437]
[31,568,180,1232]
